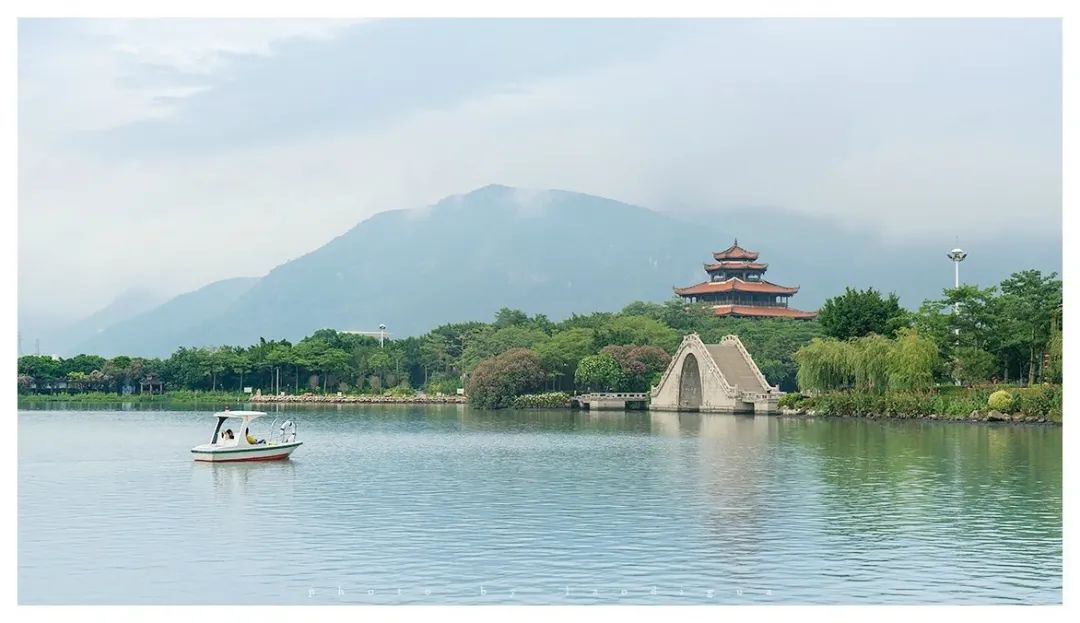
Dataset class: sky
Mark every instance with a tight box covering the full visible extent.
[18,18,1062,324]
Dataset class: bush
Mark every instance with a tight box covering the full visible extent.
[465,348,546,409]
[574,353,626,392]
[511,392,571,409]
[383,384,416,397]
[1015,385,1062,421]
[778,392,804,409]
[987,390,1016,413]
[424,375,460,395]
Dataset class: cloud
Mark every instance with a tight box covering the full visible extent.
[18,18,1061,322]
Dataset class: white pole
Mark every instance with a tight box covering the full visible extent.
[954,260,960,288]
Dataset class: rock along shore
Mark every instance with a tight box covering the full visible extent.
[777,407,1056,425]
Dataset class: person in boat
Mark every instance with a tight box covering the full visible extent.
[245,428,263,445]
[223,428,234,441]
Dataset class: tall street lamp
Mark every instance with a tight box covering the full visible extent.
[946,247,967,289]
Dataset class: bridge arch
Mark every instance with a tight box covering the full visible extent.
[678,353,703,410]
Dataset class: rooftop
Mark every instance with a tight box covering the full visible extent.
[711,305,818,319]
[712,239,759,261]
[673,278,799,296]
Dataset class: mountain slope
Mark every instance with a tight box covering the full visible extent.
[73,277,259,357]
[68,184,1062,357]
[50,288,165,356]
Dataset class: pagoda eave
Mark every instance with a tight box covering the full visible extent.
[674,279,800,296]
[712,305,818,320]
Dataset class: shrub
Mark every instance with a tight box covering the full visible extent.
[511,392,571,409]
[466,348,546,409]
[384,383,416,397]
[574,353,626,392]
[778,392,804,409]
[988,390,1016,413]
[1015,385,1062,420]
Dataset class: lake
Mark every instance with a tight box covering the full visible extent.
[18,404,1062,605]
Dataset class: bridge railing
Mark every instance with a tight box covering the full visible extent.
[574,392,650,400]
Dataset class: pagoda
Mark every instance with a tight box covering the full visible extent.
[673,240,817,319]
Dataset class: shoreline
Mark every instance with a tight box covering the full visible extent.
[17,395,1059,425]
[248,394,467,405]
[776,407,1059,425]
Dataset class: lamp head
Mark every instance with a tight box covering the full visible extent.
[947,248,967,262]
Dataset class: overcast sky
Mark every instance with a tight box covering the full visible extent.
[18,18,1061,322]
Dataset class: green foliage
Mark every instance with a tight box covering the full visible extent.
[988,390,1016,413]
[424,374,461,395]
[951,347,997,385]
[1046,319,1063,384]
[574,353,626,392]
[794,338,856,392]
[384,384,417,397]
[852,334,893,394]
[465,348,546,409]
[511,392,571,409]
[817,287,906,340]
[886,328,939,391]
[777,392,806,409]
[598,344,671,392]
[1013,385,1061,421]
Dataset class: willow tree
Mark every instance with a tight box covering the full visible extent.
[794,338,856,392]
[852,334,893,394]
[887,328,940,390]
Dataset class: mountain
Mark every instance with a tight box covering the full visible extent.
[66,184,1062,357]
[73,277,259,357]
[42,288,165,356]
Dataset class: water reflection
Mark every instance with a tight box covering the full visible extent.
[19,405,1062,605]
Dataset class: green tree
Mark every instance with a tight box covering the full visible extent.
[534,328,596,390]
[817,287,905,340]
[951,347,996,385]
[887,328,939,390]
[998,270,1062,384]
[574,353,626,392]
[852,334,893,394]
[794,338,856,392]
[465,348,546,409]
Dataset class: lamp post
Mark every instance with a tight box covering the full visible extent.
[378,324,387,348]
[946,247,967,386]
[946,248,967,289]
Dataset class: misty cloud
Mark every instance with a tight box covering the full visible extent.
[18,18,1061,324]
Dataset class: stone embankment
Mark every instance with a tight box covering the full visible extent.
[250,393,467,404]
[778,407,1054,424]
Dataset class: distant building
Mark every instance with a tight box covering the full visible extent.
[673,240,817,319]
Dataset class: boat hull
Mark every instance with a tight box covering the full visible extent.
[191,441,302,462]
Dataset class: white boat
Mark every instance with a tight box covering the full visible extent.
[191,410,302,463]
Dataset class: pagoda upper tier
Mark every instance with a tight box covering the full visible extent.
[674,239,817,320]
[712,240,759,261]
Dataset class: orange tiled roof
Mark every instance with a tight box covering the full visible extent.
[712,305,818,319]
[712,240,759,261]
[705,261,768,272]
[673,278,799,296]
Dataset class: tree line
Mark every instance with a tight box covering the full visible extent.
[797,269,1062,393]
[17,268,1060,409]
[17,302,823,399]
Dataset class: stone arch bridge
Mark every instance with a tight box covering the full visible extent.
[649,333,780,414]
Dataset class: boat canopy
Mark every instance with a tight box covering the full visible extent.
[211,411,267,419]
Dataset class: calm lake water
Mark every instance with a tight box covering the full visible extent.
[18,404,1062,605]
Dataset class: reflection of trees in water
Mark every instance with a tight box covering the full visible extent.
[457,408,653,435]
[782,419,1062,545]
